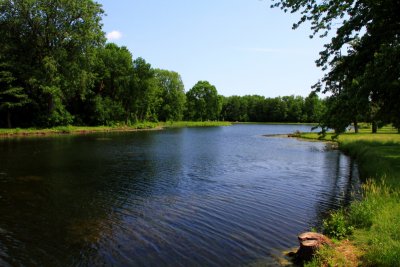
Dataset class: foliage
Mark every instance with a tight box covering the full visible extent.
[304,91,324,123]
[87,43,134,124]
[0,0,331,128]
[322,210,353,240]
[154,69,186,121]
[304,244,352,267]
[271,0,400,133]
[0,0,105,127]
[0,65,30,127]
[130,57,160,122]
[185,81,221,121]
[220,94,325,123]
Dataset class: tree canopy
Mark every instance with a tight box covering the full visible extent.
[185,81,221,121]
[271,0,400,133]
[0,0,105,126]
[154,69,186,122]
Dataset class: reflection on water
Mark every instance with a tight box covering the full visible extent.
[0,124,360,266]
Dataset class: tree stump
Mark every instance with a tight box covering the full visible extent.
[296,232,333,261]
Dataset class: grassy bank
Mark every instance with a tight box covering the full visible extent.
[0,121,232,138]
[233,122,318,126]
[160,121,232,128]
[298,128,400,266]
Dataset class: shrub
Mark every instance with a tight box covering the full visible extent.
[323,210,353,240]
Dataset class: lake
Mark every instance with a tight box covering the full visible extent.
[0,124,360,266]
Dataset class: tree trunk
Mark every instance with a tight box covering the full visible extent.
[372,121,378,133]
[296,232,333,262]
[7,110,11,129]
[126,108,130,125]
[354,121,359,133]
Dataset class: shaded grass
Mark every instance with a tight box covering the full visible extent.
[299,128,400,266]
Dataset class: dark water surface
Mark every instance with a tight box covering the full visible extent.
[0,124,360,266]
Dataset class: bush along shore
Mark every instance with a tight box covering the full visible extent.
[0,121,232,138]
[295,126,400,266]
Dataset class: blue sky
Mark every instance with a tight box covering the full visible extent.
[97,0,328,97]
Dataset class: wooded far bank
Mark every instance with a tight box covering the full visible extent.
[0,0,326,129]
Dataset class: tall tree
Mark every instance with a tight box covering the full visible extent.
[83,43,133,125]
[0,64,29,128]
[186,81,220,121]
[0,0,105,126]
[304,91,324,123]
[271,0,400,130]
[263,97,287,122]
[244,95,266,122]
[154,69,186,121]
[221,96,249,122]
[131,58,160,122]
[282,95,305,122]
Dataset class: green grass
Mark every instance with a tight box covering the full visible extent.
[233,121,318,126]
[0,121,231,138]
[298,127,400,266]
[0,123,159,137]
[160,121,232,128]
[349,183,400,266]
[304,244,351,267]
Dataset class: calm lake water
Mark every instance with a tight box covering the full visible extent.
[0,124,360,266]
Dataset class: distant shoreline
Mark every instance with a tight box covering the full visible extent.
[0,121,232,139]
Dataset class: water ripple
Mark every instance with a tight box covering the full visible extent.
[0,124,360,266]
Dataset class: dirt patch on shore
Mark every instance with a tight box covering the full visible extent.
[333,240,362,267]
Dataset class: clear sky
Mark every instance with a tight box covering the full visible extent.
[97,0,328,98]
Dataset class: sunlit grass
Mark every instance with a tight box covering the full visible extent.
[0,123,160,137]
[0,121,231,137]
[349,181,400,266]
[299,126,400,266]
[160,121,231,128]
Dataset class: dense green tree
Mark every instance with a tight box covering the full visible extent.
[304,91,324,123]
[0,0,105,126]
[244,95,266,122]
[93,44,133,99]
[319,95,353,135]
[154,69,186,121]
[220,94,324,123]
[0,0,331,128]
[131,58,160,122]
[282,95,305,122]
[221,96,249,122]
[271,0,400,132]
[0,64,29,128]
[312,40,376,133]
[84,43,133,125]
[263,97,288,122]
[186,81,220,121]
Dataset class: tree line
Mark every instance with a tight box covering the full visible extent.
[0,0,187,128]
[220,92,324,123]
[0,0,326,128]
